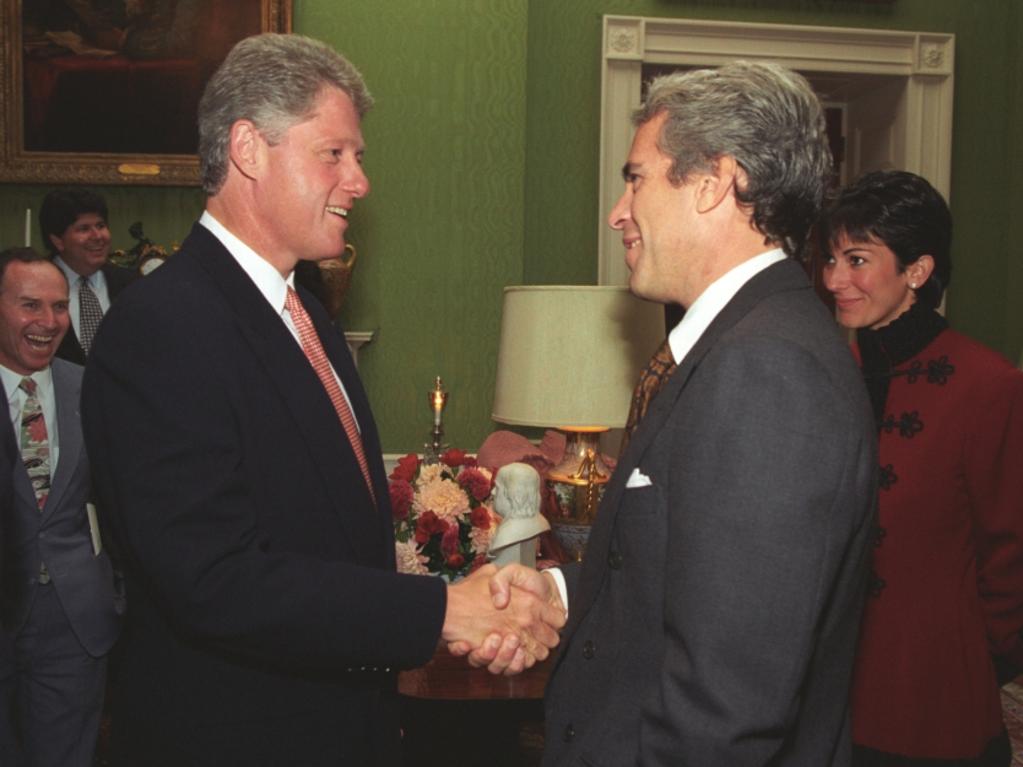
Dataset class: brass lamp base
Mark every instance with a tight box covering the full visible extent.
[547,428,610,521]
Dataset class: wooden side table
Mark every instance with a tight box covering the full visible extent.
[399,647,555,766]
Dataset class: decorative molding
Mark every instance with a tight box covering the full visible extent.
[344,331,375,367]
[598,16,955,287]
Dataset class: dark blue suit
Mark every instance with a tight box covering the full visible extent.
[82,223,446,766]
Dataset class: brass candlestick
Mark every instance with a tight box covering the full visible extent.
[423,377,449,463]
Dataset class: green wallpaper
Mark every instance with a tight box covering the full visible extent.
[1,0,1020,451]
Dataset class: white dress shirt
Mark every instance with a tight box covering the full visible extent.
[667,248,786,365]
[2,364,60,474]
[198,211,360,431]
[54,256,111,342]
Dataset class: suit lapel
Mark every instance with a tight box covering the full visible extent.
[40,360,83,521]
[567,259,810,636]
[184,226,382,549]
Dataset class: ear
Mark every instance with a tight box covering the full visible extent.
[48,234,65,254]
[228,119,266,181]
[906,255,935,289]
[695,155,740,214]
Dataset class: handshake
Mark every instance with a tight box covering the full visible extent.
[442,563,567,676]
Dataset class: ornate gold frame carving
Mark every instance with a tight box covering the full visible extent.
[0,0,292,186]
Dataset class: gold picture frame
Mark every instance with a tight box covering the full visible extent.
[0,0,292,186]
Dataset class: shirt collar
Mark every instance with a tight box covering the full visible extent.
[54,256,101,289]
[668,248,787,365]
[199,210,295,316]
[1,363,54,404]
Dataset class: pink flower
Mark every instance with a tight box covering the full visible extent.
[389,480,414,521]
[457,467,492,503]
[390,453,419,483]
[414,476,469,521]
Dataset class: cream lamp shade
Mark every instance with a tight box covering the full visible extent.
[491,286,665,429]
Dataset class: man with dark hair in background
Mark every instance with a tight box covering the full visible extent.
[39,189,135,365]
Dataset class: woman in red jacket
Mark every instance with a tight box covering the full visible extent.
[819,170,1023,767]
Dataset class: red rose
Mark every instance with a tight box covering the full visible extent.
[446,553,466,570]
[390,453,419,483]
[440,523,461,555]
[469,505,492,529]
[389,480,414,521]
[457,467,492,503]
[440,448,468,468]
[414,510,446,544]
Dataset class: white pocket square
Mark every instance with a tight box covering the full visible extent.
[625,468,653,488]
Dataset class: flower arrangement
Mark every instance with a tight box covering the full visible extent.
[390,449,500,581]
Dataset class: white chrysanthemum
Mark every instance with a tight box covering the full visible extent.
[395,540,429,575]
[414,477,470,521]
[417,464,444,485]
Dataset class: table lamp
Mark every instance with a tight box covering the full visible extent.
[491,286,664,534]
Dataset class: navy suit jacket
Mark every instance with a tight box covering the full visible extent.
[82,223,446,766]
[1,359,122,655]
[543,260,878,766]
[55,262,136,366]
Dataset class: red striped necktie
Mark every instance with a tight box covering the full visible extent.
[285,287,375,502]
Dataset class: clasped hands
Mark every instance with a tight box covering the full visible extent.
[442,563,566,676]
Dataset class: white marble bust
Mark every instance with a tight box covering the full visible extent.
[489,462,550,568]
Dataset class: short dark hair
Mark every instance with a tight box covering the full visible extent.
[0,247,65,289]
[817,170,951,309]
[39,189,110,256]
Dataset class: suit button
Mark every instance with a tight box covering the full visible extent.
[582,640,595,659]
[607,550,623,569]
[564,723,575,742]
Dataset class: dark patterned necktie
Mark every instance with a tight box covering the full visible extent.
[620,338,677,455]
[78,276,103,354]
[19,377,51,509]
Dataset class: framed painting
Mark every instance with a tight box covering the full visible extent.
[0,0,292,186]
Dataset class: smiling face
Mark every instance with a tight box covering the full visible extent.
[49,212,111,277]
[251,86,369,274]
[0,260,70,375]
[822,232,922,330]
[607,112,708,308]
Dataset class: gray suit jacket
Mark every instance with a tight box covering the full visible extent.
[2,358,122,657]
[543,260,877,766]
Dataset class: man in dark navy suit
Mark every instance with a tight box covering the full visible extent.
[81,33,564,767]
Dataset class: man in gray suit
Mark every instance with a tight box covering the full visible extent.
[466,62,877,765]
[0,247,122,767]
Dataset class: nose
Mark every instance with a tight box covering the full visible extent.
[822,260,845,293]
[343,159,370,198]
[607,188,632,230]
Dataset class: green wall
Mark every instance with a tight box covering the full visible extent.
[1,0,1020,451]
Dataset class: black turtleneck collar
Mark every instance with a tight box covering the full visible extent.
[855,301,948,425]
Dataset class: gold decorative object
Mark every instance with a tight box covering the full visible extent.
[316,243,358,318]
[423,377,449,464]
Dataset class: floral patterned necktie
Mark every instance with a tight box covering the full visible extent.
[285,287,375,503]
[619,338,677,455]
[19,377,51,509]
